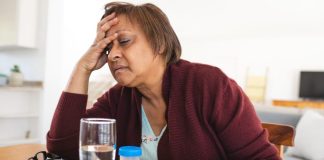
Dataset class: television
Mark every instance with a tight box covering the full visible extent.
[299,71,324,100]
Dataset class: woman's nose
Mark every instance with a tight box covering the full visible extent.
[108,44,122,62]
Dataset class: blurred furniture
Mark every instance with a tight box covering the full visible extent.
[273,99,324,109]
[262,122,295,158]
[87,76,116,108]
[256,105,324,160]
[284,110,324,160]
[245,67,268,103]
[0,144,45,160]
[256,106,302,127]
[0,81,43,146]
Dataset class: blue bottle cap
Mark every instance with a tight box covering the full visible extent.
[118,146,142,157]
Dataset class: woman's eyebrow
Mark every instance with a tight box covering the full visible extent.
[106,29,130,37]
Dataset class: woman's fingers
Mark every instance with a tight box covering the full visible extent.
[95,14,119,43]
[88,33,117,70]
[95,18,119,42]
[100,17,118,32]
[78,13,119,72]
[97,12,116,28]
[93,33,118,53]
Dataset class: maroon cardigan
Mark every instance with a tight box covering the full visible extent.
[47,59,280,160]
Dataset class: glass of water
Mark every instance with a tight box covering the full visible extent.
[79,118,116,160]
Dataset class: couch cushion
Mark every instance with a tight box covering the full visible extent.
[284,155,307,160]
[255,107,301,127]
[286,110,324,160]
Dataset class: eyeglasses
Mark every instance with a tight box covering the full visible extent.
[28,151,63,160]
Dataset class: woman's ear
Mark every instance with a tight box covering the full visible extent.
[158,44,165,54]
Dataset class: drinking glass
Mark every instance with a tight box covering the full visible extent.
[79,118,116,160]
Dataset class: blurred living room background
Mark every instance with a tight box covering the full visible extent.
[1,0,324,159]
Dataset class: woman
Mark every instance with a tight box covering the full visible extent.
[47,2,280,160]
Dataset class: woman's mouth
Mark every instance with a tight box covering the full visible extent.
[114,66,128,74]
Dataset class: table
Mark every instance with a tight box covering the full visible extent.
[273,99,324,109]
[0,144,46,160]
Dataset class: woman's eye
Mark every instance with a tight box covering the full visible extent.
[119,39,130,45]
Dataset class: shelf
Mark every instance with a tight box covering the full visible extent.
[0,138,40,147]
[0,113,38,119]
[0,81,42,92]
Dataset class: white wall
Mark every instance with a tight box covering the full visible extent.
[38,0,324,142]
[0,0,48,144]
[53,0,324,97]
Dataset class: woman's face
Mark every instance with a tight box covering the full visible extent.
[106,14,165,87]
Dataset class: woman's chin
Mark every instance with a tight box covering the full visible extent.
[114,75,137,87]
[116,79,133,87]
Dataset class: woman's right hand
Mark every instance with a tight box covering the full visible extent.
[77,12,119,74]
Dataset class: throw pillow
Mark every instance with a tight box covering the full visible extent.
[286,110,324,160]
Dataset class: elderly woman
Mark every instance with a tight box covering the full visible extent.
[47,2,279,160]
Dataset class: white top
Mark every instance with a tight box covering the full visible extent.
[140,106,167,160]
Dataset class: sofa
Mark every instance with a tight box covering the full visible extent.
[255,105,324,160]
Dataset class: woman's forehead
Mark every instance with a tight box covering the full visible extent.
[106,14,139,36]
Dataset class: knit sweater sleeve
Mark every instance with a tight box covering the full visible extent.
[209,75,280,159]
[47,86,120,159]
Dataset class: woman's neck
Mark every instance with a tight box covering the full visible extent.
[137,59,166,104]
[137,73,164,102]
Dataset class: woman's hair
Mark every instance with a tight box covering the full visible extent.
[102,2,181,65]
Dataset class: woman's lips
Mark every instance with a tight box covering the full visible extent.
[114,66,128,74]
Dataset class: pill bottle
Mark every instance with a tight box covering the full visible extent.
[119,146,142,160]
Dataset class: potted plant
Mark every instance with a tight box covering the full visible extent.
[9,65,24,86]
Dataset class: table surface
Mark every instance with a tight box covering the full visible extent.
[0,144,46,160]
